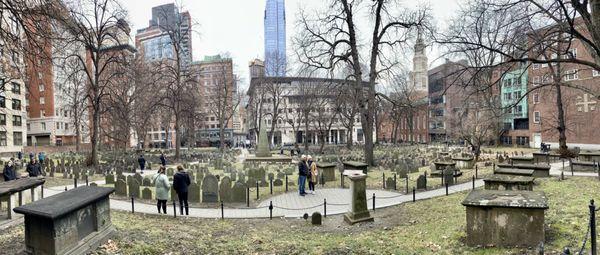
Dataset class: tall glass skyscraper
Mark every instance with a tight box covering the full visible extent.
[264,0,286,76]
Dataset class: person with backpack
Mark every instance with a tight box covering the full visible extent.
[173,165,191,215]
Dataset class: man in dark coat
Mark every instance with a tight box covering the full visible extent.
[26,159,42,177]
[297,155,308,196]
[3,159,16,181]
[173,165,191,215]
[138,155,146,174]
[159,153,166,166]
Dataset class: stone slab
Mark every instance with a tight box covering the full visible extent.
[461,190,548,209]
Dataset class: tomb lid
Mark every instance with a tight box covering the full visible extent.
[509,156,534,160]
[316,162,337,168]
[462,190,548,209]
[579,151,600,156]
[497,163,550,170]
[484,174,535,184]
[571,160,597,166]
[343,161,368,167]
[0,177,45,197]
[494,168,535,175]
[14,186,114,220]
[451,157,474,161]
[434,161,456,165]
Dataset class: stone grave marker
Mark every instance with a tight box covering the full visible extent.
[188,183,201,203]
[273,179,283,186]
[133,173,143,185]
[115,179,127,196]
[142,177,152,187]
[142,187,153,200]
[105,174,115,184]
[201,175,218,203]
[231,181,246,203]
[443,168,455,186]
[417,175,427,190]
[128,180,140,198]
[385,177,395,190]
[219,176,232,202]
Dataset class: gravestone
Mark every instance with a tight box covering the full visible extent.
[443,168,455,185]
[311,212,322,225]
[202,175,219,203]
[273,179,283,186]
[115,179,127,196]
[231,181,246,203]
[343,170,373,225]
[417,175,427,190]
[128,180,140,198]
[219,176,232,202]
[142,177,152,187]
[133,173,143,185]
[170,187,177,201]
[385,177,395,190]
[255,124,271,157]
[268,173,275,181]
[105,174,115,184]
[188,183,200,203]
[142,187,153,200]
[397,169,408,178]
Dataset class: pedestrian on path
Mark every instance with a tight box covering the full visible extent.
[159,153,166,166]
[3,158,16,181]
[153,166,170,214]
[307,155,318,194]
[138,155,146,174]
[298,155,308,196]
[173,165,191,215]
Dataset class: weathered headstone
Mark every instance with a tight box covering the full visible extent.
[417,175,427,190]
[105,174,115,184]
[231,181,246,203]
[188,183,200,203]
[128,180,140,198]
[115,179,127,196]
[311,212,322,225]
[273,179,283,186]
[142,187,153,200]
[385,177,395,190]
[219,176,232,202]
[201,175,219,203]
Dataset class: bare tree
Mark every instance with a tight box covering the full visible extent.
[204,60,240,152]
[310,81,341,153]
[295,0,429,165]
[440,0,600,155]
[55,0,131,166]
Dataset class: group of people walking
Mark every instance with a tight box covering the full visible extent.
[298,155,318,196]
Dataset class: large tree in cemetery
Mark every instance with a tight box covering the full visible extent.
[151,3,197,160]
[310,80,341,154]
[263,52,289,146]
[295,0,429,165]
[204,60,242,152]
[54,0,130,166]
[439,0,600,155]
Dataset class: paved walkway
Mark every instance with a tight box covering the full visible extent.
[41,161,595,219]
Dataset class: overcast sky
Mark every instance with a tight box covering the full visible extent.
[122,0,460,89]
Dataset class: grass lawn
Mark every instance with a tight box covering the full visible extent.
[2,176,596,254]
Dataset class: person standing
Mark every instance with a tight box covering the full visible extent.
[138,155,146,174]
[3,158,16,181]
[298,155,308,196]
[17,151,22,161]
[173,165,191,215]
[153,166,170,214]
[307,155,318,194]
[38,152,45,166]
[159,153,166,166]
[26,159,42,177]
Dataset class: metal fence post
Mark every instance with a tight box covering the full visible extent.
[405,177,408,194]
[412,187,415,202]
[570,158,574,176]
[86,175,89,186]
[382,173,385,189]
[74,178,77,188]
[246,186,250,207]
[270,180,273,195]
[591,199,597,255]
[172,200,176,218]
[269,201,273,220]
[394,174,397,190]
[472,175,475,190]
[323,198,327,218]
[256,181,259,200]
[221,201,224,220]
[475,165,478,179]
[445,181,449,196]
[372,193,376,211]
[131,196,134,213]
[285,175,288,192]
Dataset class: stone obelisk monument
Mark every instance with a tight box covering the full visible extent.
[255,124,271,157]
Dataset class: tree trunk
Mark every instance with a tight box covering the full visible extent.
[220,120,225,153]
[346,124,353,150]
[89,105,100,166]
[174,116,180,161]
[555,83,568,152]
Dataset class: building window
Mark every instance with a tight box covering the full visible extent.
[41,122,46,130]
[56,122,60,129]
[40,97,45,104]
[593,69,599,77]
[532,63,540,69]
[39,84,45,92]
[0,132,6,146]
[532,76,540,85]
[41,109,45,117]
[12,115,21,126]
[533,93,539,104]
[12,99,21,110]
[13,132,22,146]
[11,82,20,94]
[65,123,68,130]
[533,111,541,123]
[567,48,577,59]
[0,96,5,108]
[27,123,30,131]
[564,69,579,81]
[0,114,5,125]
